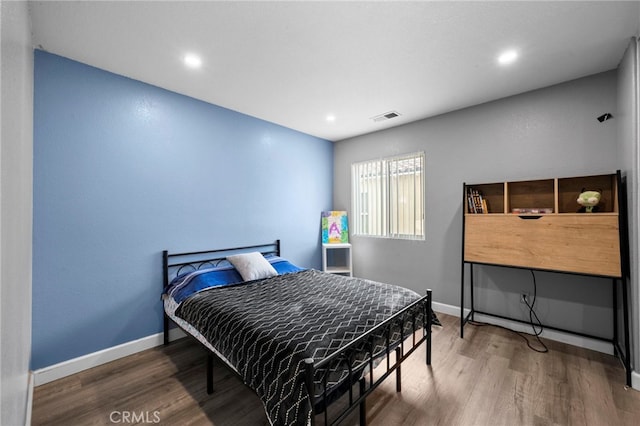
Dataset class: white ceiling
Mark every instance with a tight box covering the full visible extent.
[29,1,640,142]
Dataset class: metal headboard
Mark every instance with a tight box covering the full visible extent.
[162,239,281,290]
[162,240,281,345]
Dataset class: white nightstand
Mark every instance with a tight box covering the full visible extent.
[322,243,352,277]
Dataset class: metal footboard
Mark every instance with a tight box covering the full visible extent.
[306,290,432,426]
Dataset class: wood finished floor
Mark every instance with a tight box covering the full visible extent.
[32,313,640,426]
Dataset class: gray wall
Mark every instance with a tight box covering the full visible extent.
[0,0,34,424]
[617,37,639,379]
[334,71,619,339]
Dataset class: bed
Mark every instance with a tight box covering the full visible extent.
[162,240,433,426]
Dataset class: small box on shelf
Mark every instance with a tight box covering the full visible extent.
[506,179,554,214]
[511,207,553,214]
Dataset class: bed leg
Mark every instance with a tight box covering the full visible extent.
[304,359,315,426]
[426,289,432,366]
[207,353,214,394]
[395,347,402,392]
[359,378,367,426]
[163,314,170,346]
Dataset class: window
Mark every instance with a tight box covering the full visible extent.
[351,152,425,240]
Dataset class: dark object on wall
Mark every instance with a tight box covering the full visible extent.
[597,113,613,122]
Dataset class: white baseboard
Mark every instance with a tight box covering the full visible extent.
[32,328,185,386]
[633,370,640,390]
[432,301,640,391]
[25,372,34,426]
[472,312,614,355]
[432,301,612,354]
[33,304,637,392]
[432,301,467,318]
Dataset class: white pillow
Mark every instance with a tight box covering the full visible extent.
[226,252,278,281]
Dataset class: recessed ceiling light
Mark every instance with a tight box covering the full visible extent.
[326,114,336,122]
[497,49,518,65]
[184,53,202,69]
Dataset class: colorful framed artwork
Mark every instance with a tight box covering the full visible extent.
[321,211,349,243]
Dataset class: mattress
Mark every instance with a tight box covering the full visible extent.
[168,268,425,426]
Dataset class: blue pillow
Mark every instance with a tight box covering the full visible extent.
[269,257,305,274]
[167,256,305,303]
[168,265,243,303]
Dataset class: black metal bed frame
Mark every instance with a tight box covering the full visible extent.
[162,240,433,425]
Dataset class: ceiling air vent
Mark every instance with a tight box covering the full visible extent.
[371,111,401,122]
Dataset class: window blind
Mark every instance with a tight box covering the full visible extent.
[352,152,424,240]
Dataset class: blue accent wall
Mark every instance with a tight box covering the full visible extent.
[32,50,333,369]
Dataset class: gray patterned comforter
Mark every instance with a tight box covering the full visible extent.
[175,269,425,426]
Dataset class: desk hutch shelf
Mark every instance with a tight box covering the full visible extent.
[460,171,631,386]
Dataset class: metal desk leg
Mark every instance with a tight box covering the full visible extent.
[613,278,619,358]
[460,262,465,338]
[622,277,632,387]
[470,263,475,322]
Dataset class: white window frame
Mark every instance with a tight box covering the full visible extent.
[351,151,425,240]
